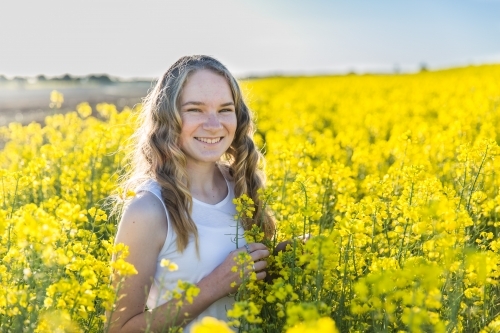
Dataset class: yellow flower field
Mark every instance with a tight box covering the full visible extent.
[1,65,500,332]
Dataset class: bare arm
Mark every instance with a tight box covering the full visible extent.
[107,193,270,333]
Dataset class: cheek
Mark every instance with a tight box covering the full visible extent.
[180,117,197,136]
[178,123,193,147]
[228,116,237,134]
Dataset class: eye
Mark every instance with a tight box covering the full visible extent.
[219,108,234,113]
[186,108,202,112]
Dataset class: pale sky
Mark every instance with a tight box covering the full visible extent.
[1,0,499,79]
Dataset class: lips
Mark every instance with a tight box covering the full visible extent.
[195,137,223,144]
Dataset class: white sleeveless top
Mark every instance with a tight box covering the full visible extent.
[136,165,245,332]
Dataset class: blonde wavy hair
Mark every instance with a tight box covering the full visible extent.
[120,55,275,252]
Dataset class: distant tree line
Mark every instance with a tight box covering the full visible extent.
[0,73,115,84]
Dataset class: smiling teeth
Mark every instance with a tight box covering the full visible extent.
[197,137,221,144]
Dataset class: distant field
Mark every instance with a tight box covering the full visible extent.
[0,81,152,126]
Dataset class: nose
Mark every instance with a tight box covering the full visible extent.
[203,113,223,130]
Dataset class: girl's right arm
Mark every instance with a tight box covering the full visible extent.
[107,192,270,333]
[107,192,167,332]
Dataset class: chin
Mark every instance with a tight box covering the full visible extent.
[187,155,224,165]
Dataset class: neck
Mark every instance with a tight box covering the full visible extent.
[185,161,226,201]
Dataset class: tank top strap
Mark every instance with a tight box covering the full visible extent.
[135,179,172,228]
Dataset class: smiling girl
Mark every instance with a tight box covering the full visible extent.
[108,55,275,332]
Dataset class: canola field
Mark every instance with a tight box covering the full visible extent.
[1,65,500,332]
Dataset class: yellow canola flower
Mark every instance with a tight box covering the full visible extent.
[49,90,64,108]
[160,259,179,271]
[35,310,79,333]
[111,258,138,276]
[77,102,92,118]
[191,316,233,333]
[286,317,339,333]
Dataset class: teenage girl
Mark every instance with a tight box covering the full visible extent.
[108,55,275,332]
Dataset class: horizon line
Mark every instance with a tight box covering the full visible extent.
[1,61,499,82]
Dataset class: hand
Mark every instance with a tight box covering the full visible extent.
[200,243,270,300]
[273,233,311,255]
[241,242,269,280]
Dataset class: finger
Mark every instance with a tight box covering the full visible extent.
[253,260,267,272]
[245,243,269,253]
[255,271,267,281]
[273,240,291,254]
[250,249,270,261]
[237,244,254,255]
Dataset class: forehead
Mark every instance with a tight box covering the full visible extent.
[180,69,234,103]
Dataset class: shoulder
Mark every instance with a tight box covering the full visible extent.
[123,190,167,224]
[135,178,162,195]
[116,191,168,253]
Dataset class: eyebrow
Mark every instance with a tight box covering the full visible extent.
[181,101,235,107]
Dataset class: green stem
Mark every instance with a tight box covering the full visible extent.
[456,156,468,211]
[466,146,488,213]
[397,182,413,265]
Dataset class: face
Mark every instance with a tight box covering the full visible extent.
[178,69,237,167]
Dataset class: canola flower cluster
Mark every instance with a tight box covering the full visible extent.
[1,65,500,332]
[0,103,139,332]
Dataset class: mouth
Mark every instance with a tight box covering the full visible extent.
[195,137,223,144]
